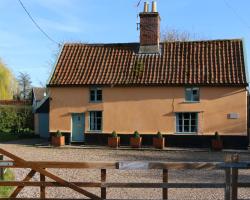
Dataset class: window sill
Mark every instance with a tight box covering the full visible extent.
[86,130,103,134]
[182,101,200,104]
[175,132,198,135]
[89,101,102,104]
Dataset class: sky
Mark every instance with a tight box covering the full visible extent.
[0,0,250,87]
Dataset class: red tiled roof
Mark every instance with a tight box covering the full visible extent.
[48,39,248,87]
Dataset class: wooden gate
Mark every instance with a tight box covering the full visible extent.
[0,148,250,200]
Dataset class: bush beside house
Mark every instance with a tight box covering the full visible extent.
[0,105,34,140]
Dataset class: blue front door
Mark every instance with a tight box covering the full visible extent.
[72,113,85,142]
[38,113,49,138]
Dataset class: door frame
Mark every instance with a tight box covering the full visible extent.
[71,113,85,142]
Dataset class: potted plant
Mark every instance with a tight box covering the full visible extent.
[153,131,165,149]
[108,131,120,148]
[130,131,142,148]
[51,130,65,147]
[211,131,223,151]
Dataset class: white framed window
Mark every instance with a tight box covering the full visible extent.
[176,112,198,133]
[90,88,102,102]
[185,87,199,102]
[89,111,102,131]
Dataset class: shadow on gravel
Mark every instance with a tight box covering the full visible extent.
[1,138,49,146]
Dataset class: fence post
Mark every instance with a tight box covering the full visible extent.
[224,155,231,200]
[101,169,106,199]
[163,169,168,200]
[0,155,3,180]
[40,168,46,199]
[231,154,239,200]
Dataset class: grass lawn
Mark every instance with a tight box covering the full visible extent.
[0,169,15,197]
[0,133,39,142]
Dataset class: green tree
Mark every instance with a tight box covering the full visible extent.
[0,60,17,100]
[17,72,32,100]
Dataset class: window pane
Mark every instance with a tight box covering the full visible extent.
[184,126,189,132]
[178,125,183,132]
[192,88,199,101]
[184,113,190,119]
[190,113,196,119]
[96,111,102,117]
[178,119,182,125]
[90,90,95,101]
[96,90,102,101]
[191,126,197,132]
[191,120,196,126]
[89,112,94,130]
[193,94,199,101]
[185,89,192,101]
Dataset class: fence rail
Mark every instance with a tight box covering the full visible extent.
[0,148,249,200]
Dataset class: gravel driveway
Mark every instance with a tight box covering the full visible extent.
[1,139,250,200]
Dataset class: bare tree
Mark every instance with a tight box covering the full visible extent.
[161,28,204,42]
[18,72,32,100]
[161,28,190,42]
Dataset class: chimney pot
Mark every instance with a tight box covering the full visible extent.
[143,2,149,12]
[151,1,157,12]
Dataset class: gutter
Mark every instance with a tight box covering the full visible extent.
[242,38,249,90]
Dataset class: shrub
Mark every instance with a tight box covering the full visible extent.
[214,131,220,141]
[156,131,163,139]
[111,131,118,138]
[0,105,33,134]
[133,131,140,138]
[55,130,62,137]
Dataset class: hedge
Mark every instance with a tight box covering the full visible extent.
[0,105,34,134]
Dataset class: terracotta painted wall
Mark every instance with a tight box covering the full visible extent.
[49,86,248,136]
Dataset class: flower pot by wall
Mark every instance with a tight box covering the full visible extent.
[153,137,165,149]
[108,137,120,148]
[211,140,223,151]
[52,136,65,147]
[130,137,142,148]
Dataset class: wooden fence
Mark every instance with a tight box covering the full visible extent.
[0,148,250,200]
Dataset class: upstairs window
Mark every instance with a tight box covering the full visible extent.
[90,88,102,102]
[185,87,199,102]
[89,111,102,131]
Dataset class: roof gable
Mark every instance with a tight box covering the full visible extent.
[48,39,248,87]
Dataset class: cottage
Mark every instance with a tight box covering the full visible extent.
[47,2,248,147]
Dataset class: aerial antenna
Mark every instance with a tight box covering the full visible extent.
[135,0,143,31]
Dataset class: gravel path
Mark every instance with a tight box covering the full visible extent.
[1,139,250,200]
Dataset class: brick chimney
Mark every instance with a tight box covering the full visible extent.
[139,1,160,54]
